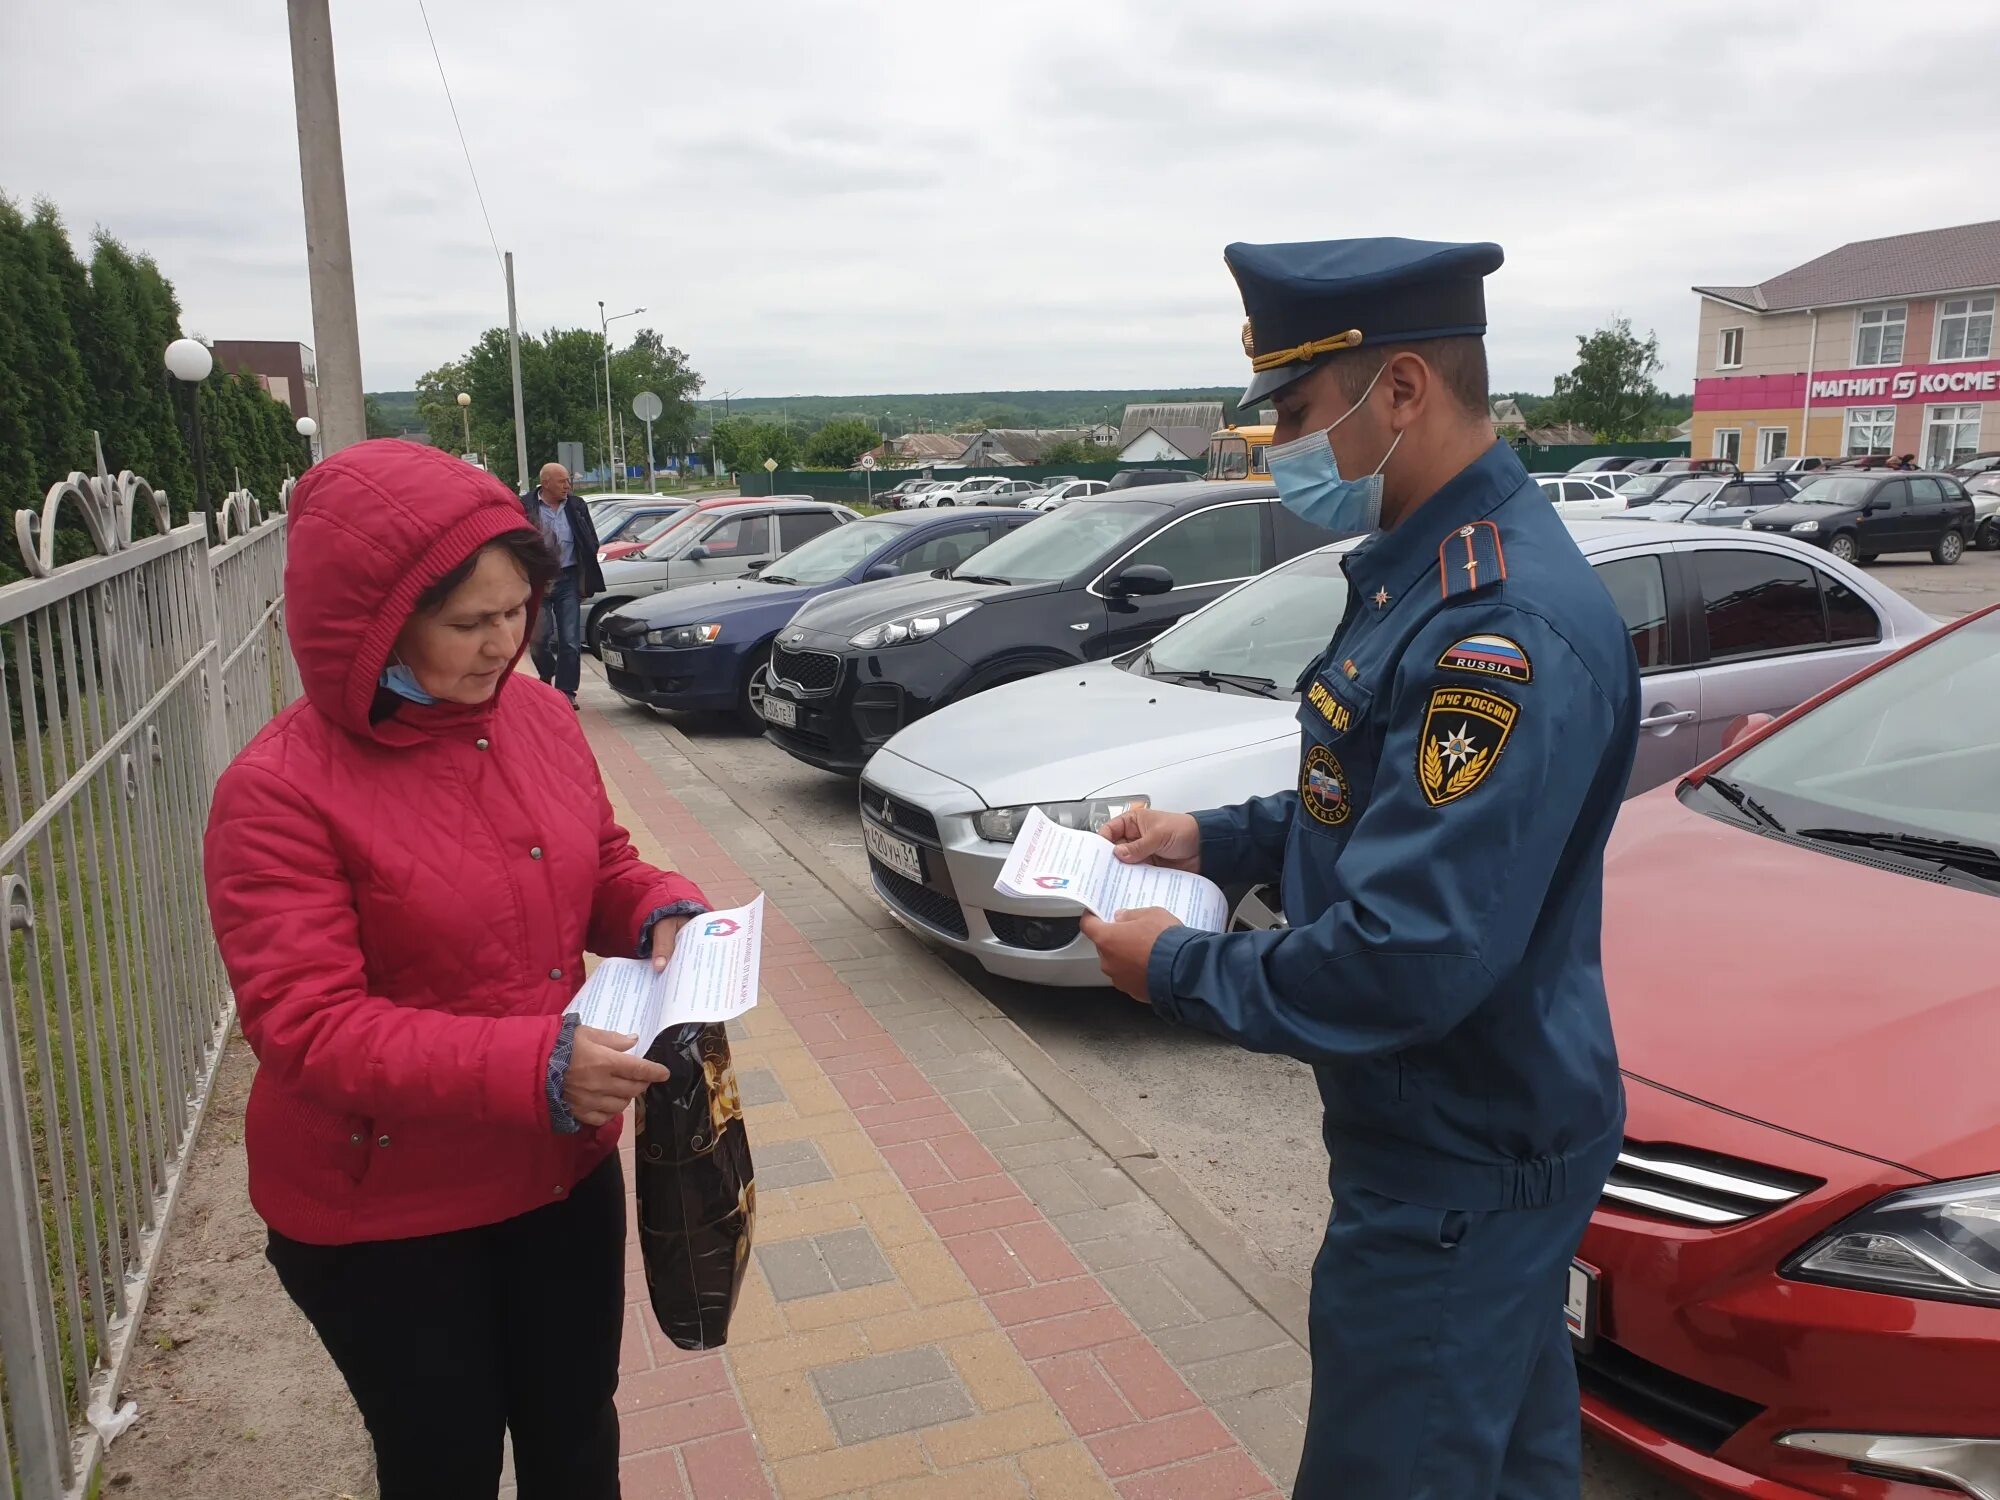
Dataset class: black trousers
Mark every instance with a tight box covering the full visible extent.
[267,1154,627,1500]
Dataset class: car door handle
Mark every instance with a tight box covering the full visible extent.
[1639,709,1696,728]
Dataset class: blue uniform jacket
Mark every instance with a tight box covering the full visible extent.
[1145,442,1639,1211]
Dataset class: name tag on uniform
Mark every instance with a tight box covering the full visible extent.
[1304,671,1368,736]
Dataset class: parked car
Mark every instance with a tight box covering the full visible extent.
[1749,455,1835,479]
[1746,471,1977,564]
[1618,458,1674,476]
[1964,470,2000,548]
[1612,471,1716,505]
[1567,456,1642,474]
[958,477,1042,507]
[588,499,860,650]
[854,521,1931,984]
[1535,475,1625,520]
[1620,477,1729,521]
[1578,602,2000,1500]
[761,481,1338,775]
[1631,475,1801,528]
[1027,479,1109,510]
[1106,467,1199,490]
[878,478,937,508]
[1945,450,2000,478]
[595,501,693,549]
[598,496,817,563]
[598,508,1038,728]
[1035,475,1082,491]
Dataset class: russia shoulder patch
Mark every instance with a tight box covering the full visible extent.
[1437,632,1532,684]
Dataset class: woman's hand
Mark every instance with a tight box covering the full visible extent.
[564,1026,670,1128]
[648,914,692,973]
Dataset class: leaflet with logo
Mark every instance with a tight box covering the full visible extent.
[994,809,1228,932]
[565,895,765,1051]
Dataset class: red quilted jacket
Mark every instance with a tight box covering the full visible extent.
[204,441,705,1245]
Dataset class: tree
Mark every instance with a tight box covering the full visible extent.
[801,418,878,469]
[1541,319,1667,441]
[365,394,399,438]
[1037,437,1116,466]
[611,328,701,469]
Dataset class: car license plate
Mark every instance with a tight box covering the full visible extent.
[864,822,923,883]
[601,648,624,671]
[763,694,798,728]
[1566,1259,1599,1352]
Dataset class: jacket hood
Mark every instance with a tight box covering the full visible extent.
[284,441,540,739]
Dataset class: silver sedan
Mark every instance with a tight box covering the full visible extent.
[856,521,1937,986]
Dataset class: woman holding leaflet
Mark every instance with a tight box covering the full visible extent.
[203,440,708,1499]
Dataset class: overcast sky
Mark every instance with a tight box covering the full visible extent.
[7,1,1999,400]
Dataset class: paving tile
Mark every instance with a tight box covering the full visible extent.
[811,1345,975,1444]
[755,1138,833,1192]
[1095,1262,1199,1334]
[815,1225,895,1291]
[755,1238,837,1302]
[736,1067,788,1107]
[1180,1342,1313,1405]
[1150,1311,1290,1367]
[811,1345,957,1406]
[1210,1390,1306,1491]
[1114,1448,1275,1500]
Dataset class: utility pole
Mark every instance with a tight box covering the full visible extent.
[287,0,366,453]
[506,251,529,489]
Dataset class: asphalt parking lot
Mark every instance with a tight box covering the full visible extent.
[596,545,1998,1499]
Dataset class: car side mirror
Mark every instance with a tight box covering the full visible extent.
[1721,712,1775,751]
[1105,563,1174,597]
[863,562,897,581]
[1860,502,1884,515]
[745,558,770,571]
[685,545,710,561]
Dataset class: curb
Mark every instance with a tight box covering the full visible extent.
[647,715,1313,1349]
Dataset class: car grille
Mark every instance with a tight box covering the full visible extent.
[858,783,939,844]
[986,910,1081,951]
[871,859,968,938]
[772,645,840,695]
[1602,1142,1821,1226]
[601,614,646,644]
[1575,1338,1763,1457]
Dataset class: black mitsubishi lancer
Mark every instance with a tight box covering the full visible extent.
[760,480,1340,774]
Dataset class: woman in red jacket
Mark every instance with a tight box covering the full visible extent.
[204,440,707,1500]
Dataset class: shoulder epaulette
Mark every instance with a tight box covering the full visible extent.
[1437,520,1507,599]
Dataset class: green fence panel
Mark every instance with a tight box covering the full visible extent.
[1507,440,1689,471]
[738,459,1204,504]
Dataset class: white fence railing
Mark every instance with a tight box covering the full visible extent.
[0,455,294,1500]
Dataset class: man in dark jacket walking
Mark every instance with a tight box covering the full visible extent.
[523,462,604,707]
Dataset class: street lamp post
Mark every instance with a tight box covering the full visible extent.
[597,300,644,488]
[296,415,319,468]
[456,391,472,458]
[163,337,217,540]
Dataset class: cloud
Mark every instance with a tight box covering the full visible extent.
[4,0,1998,397]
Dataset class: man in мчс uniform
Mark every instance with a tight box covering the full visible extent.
[1083,237,1640,1498]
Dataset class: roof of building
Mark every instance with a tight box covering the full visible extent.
[1118,425,1210,460]
[1694,219,2000,313]
[1117,401,1224,449]
[1490,397,1527,429]
[979,428,1091,463]
[887,433,969,462]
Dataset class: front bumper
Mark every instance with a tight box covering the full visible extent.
[857,750,1110,986]
[598,638,739,713]
[761,631,971,777]
[1577,1077,1996,1498]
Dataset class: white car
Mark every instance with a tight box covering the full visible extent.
[921,476,1036,507]
[1536,475,1625,520]
[1026,479,1110,511]
[857,522,1935,985]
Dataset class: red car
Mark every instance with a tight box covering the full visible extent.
[1581,603,2000,1498]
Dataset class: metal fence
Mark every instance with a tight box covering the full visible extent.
[0,455,294,1500]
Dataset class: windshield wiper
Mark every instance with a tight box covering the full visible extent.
[952,573,1014,586]
[761,573,799,585]
[1149,668,1281,698]
[1699,774,1785,831]
[1795,828,2000,881]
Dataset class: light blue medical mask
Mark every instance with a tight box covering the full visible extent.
[1265,362,1403,534]
[380,662,438,705]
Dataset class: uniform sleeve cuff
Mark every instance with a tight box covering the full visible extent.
[546,1013,582,1135]
[1191,810,1246,887]
[1145,925,1202,1017]
[638,899,708,958]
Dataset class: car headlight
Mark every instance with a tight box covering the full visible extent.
[849,603,980,650]
[1788,1173,2000,1307]
[643,623,722,649]
[1790,519,1820,534]
[1739,519,1753,529]
[973,795,1149,844]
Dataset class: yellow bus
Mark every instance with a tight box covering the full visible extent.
[1206,423,1274,481]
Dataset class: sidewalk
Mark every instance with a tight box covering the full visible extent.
[573,667,1313,1500]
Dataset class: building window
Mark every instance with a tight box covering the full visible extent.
[1934,293,1995,362]
[1717,327,1743,369]
[1713,428,1742,463]
[1844,406,1895,456]
[1923,404,1982,469]
[1853,305,1906,367]
[1758,428,1789,465]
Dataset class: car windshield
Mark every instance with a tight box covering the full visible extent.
[948,500,1161,584]
[1615,474,1670,496]
[762,520,902,585]
[1715,610,2000,856]
[1794,476,1879,506]
[1140,550,1350,690]
[639,508,729,559]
